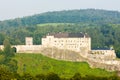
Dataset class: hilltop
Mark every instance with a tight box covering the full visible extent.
[0,9,120,79]
[0,9,120,28]
[0,9,120,57]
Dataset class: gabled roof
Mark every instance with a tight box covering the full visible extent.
[43,32,90,38]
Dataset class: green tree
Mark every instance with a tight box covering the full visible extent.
[3,38,14,56]
[71,73,82,80]
[6,59,18,73]
[35,74,46,80]
[0,66,15,80]
[2,39,18,73]
[21,73,35,80]
[0,33,5,45]
[46,72,60,80]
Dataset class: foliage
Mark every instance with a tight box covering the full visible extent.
[21,73,35,80]
[3,38,15,57]
[0,39,18,73]
[3,39,11,55]
[46,72,61,80]
[6,59,18,73]
[0,51,119,79]
[1,9,120,57]
[1,9,120,29]
[0,60,119,80]
[0,66,15,80]
[1,22,120,57]
[1,8,120,78]
[35,74,46,80]
[0,33,5,45]
[71,73,82,80]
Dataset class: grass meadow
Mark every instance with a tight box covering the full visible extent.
[14,53,115,78]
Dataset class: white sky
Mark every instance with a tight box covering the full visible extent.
[0,0,120,21]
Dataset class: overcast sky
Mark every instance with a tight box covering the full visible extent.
[0,0,120,21]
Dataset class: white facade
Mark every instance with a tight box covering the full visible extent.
[42,33,91,53]
[42,33,116,59]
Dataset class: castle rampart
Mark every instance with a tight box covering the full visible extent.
[0,32,119,71]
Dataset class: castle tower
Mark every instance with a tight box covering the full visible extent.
[25,37,33,45]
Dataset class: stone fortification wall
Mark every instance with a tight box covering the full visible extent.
[90,50,116,59]
[0,45,42,53]
[0,34,119,72]
[40,47,120,71]
[0,37,42,53]
[14,45,42,53]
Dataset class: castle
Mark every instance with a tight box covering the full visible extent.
[42,32,116,59]
[0,32,116,60]
[0,32,120,71]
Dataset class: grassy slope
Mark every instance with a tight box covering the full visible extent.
[14,53,115,78]
[37,23,73,26]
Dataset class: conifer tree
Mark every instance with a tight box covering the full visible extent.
[3,38,14,56]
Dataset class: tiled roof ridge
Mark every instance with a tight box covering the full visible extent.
[46,32,90,38]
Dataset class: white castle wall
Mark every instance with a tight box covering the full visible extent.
[0,34,116,59]
[42,35,91,57]
[0,34,117,63]
[0,45,42,53]
[13,45,42,53]
[0,34,120,71]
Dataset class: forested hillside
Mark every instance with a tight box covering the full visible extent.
[1,9,120,29]
[0,9,120,57]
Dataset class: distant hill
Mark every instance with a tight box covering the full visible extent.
[1,9,120,58]
[0,9,120,28]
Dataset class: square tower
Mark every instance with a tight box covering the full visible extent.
[25,37,33,45]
